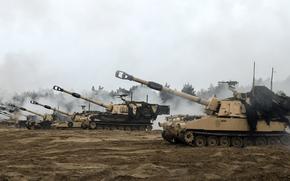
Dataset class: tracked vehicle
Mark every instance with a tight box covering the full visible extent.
[10,104,54,129]
[30,101,101,129]
[116,71,290,147]
[53,86,170,130]
[30,101,76,128]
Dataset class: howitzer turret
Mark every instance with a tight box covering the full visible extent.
[116,70,290,147]
[53,85,170,130]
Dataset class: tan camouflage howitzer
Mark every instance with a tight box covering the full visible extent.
[30,100,77,128]
[116,71,290,147]
[53,85,170,131]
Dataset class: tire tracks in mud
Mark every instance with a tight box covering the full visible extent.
[0,128,289,181]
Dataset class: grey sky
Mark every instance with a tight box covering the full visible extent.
[0,0,290,94]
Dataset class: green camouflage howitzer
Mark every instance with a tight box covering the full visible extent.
[53,85,170,131]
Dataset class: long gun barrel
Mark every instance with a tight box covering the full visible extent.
[0,106,17,114]
[0,105,8,111]
[30,100,71,117]
[9,104,44,118]
[115,71,209,106]
[53,86,113,111]
[0,111,11,117]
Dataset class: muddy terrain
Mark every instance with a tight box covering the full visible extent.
[0,128,289,181]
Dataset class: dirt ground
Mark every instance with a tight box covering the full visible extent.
[0,128,289,181]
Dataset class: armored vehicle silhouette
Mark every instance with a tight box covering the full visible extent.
[53,85,170,130]
[30,100,76,128]
[116,71,290,147]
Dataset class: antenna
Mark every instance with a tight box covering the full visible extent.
[252,61,256,90]
[270,67,274,91]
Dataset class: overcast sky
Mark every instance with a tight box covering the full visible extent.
[0,0,289,94]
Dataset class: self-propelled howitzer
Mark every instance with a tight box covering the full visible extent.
[30,100,76,128]
[116,71,290,147]
[10,104,53,130]
[53,85,170,130]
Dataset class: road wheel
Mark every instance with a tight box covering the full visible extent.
[67,122,73,128]
[231,137,243,148]
[207,136,218,147]
[255,137,267,146]
[195,136,206,147]
[268,137,280,145]
[89,121,97,129]
[244,137,254,147]
[162,131,175,144]
[81,123,88,129]
[26,123,32,130]
[220,136,230,147]
[184,131,194,145]
[280,135,290,145]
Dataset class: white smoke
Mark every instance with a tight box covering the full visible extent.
[1,0,290,91]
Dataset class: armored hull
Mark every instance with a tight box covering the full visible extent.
[161,116,290,147]
[84,112,153,130]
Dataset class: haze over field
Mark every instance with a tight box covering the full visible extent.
[0,0,290,95]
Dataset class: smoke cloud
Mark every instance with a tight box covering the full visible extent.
[1,1,290,128]
[1,0,290,92]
